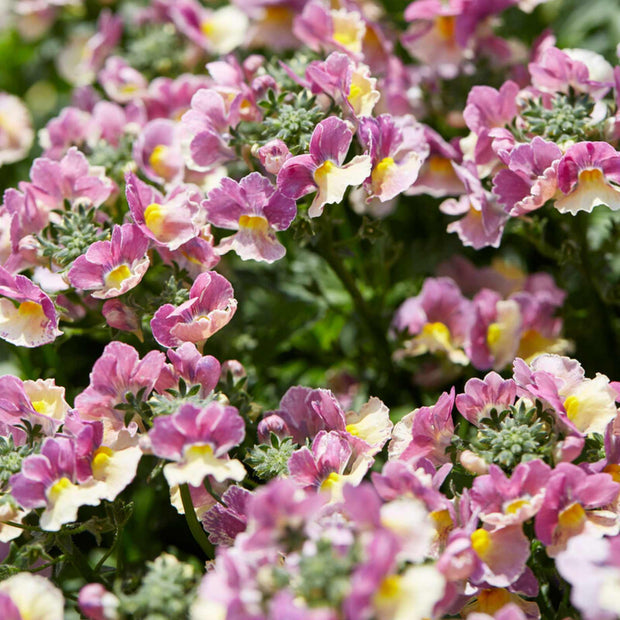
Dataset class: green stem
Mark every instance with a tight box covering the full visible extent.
[313,223,396,389]
[55,536,103,584]
[204,477,227,507]
[180,484,214,559]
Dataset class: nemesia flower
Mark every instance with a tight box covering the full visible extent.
[0,375,69,439]
[556,533,620,620]
[514,354,619,435]
[133,119,185,185]
[537,463,620,556]
[456,372,517,426]
[277,116,372,218]
[440,162,508,249]
[125,171,201,250]
[201,485,252,546]
[180,88,235,171]
[357,114,429,202]
[471,461,552,529]
[149,402,246,486]
[10,436,102,531]
[68,224,150,299]
[555,141,620,214]
[39,106,91,160]
[256,138,291,175]
[169,0,249,55]
[79,583,120,620]
[150,270,237,348]
[155,342,221,397]
[389,389,455,466]
[29,146,113,211]
[74,341,166,435]
[306,52,380,119]
[392,277,473,365]
[492,137,562,215]
[202,172,296,263]
[288,430,373,501]
[0,573,64,620]
[0,93,34,166]
[0,266,62,347]
[98,56,148,103]
[293,1,366,57]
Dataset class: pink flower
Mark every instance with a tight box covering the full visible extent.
[357,114,429,202]
[149,402,246,486]
[74,341,166,434]
[101,299,141,335]
[203,172,296,263]
[555,141,620,214]
[306,52,380,119]
[440,162,508,249]
[257,139,291,175]
[151,271,237,348]
[392,277,473,365]
[277,116,372,218]
[98,56,148,103]
[492,137,562,215]
[125,172,201,250]
[133,119,185,185]
[68,224,150,299]
[0,267,62,347]
[535,463,620,555]
[180,88,234,171]
[389,389,455,466]
[456,372,517,426]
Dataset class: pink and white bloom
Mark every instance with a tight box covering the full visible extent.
[555,141,620,214]
[98,56,148,103]
[151,271,237,348]
[203,172,296,263]
[125,172,201,250]
[357,114,429,202]
[306,52,380,119]
[74,341,166,435]
[0,93,34,166]
[0,267,62,347]
[68,224,150,299]
[392,277,473,365]
[277,116,371,218]
[493,137,562,216]
[133,119,185,185]
[456,372,517,426]
[0,573,64,620]
[149,402,246,486]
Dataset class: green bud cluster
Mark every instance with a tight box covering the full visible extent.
[520,91,600,144]
[117,553,200,620]
[470,400,555,471]
[246,433,297,480]
[38,204,109,267]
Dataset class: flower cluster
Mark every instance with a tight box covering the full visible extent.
[1,0,620,618]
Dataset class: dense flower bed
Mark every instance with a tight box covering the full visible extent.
[0,0,620,618]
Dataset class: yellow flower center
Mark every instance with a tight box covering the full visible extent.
[477,589,512,614]
[17,300,44,318]
[427,155,453,174]
[375,574,402,605]
[148,145,172,179]
[486,322,502,348]
[105,264,132,290]
[436,15,456,40]
[471,528,492,558]
[144,203,165,236]
[92,446,114,479]
[31,399,50,415]
[314,159,336,183]
[371,156,395,189]
[48,477,73,502]
[558,502,586,530]
[186,444,214,459]
[604,464,620,483]
[320,471,342,492]
[505,498,530,515]
[563,396,580,421]
[578,168,605,185]
[201,19,215,37]
[238,214,269,232]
